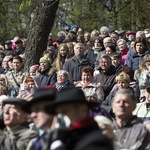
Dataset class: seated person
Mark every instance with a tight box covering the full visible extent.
[133,85,150,121]
[101,72,136,117]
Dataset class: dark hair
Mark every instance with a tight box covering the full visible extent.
[106,45,116,52]
[13,55,23,63]
[110,52,121,59]
[81,66,94,77]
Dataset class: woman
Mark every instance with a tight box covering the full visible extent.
[117,39,128,65]
[134,54,150,97]
[105,45,116,55]
[53,43,70,72]
[53,70,73,91]
[76,66,104,104]
[126,37,150,71]
[101,72,136,118]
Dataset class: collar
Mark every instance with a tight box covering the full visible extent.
[68,117,94,131]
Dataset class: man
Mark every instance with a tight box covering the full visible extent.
[0,56,12,74]
[110,32,119,46]
[4,40,14,55]
[22,88,57,150]
[0,97,36,150]
[6,56,28,97]
[38,56,57,87]
[15,39,25,55]
[63,43,93,85]
[112,89,150,150]
[45,87,113,150]
[94,54,117,99]
[95,37,113,69]
[133,85,150,121]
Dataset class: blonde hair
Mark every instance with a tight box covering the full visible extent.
[55,43,70,71]
[116,72,130,83]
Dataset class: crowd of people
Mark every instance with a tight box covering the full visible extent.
[0,25,150,150]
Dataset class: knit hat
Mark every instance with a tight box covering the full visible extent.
[30,65,39,72]
[39,57,51,64]
[70,25,79,31]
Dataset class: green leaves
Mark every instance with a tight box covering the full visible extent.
[19,0,32,11]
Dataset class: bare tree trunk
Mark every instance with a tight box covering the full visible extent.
[24,0,59,72]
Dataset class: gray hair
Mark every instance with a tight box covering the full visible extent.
[114,89,137,102]
[74,43,85,50]
[57,70,69,79]
[117,39,127,46]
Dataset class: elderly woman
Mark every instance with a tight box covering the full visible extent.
[76,66,104,104]
[53,70,73,91]
[101,72,136,117]
[117,39,128,65]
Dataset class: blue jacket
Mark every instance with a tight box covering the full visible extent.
[126,50,150,71]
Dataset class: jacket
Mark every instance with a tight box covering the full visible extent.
[133,101,150,121]
[114,116,150,150]
[38,66,57,88]
[63,55,93,83]
[94,66,117,99]
[0,125,37,150]
[126,50,150,71]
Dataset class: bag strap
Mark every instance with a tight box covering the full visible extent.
[11,71,20,87]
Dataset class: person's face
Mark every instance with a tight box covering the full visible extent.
[145,88,150,103]
[128,34,135,41]
[105,47,113,54]
[57,74,68,85]
[30,71,36,76]
[59,47,67,57]
[112,93,136,120]
[99,58,111,71]
[16,42,23,49]
[100,30,107,37]
[27,81,36,91]
[94,39,100,47]
[13,59,22,71]
[3,104,27,127]
[74,44,85,57]
[130,41,135,48]
[145,61,150,71]
[2,57,9,69]
[8,61,13,70]
[5,43,12,49]
[84,33,90,42]
[117,80,129,89]
[103,39,113,48]
[117,42,126,52]
[72,28,78,33]
[111,58,121,67]
[44,52,52,59]
[110,34,119,44]
[82,72,93,83]
[0,79,5,86]
[40,61,49,70]
[30,102,53,130]
[135,42,145,54]
[56,103,86,124]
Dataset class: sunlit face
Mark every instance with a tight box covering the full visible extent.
[117,41,126,52]
[40,61,49,70]
[84,33,90,42]
[94,39,101,47]
[117,80,129,89]
[74,44,85,57]
[3,104,27,127]
[30,101,53,130]
[112,93,136,120]
[128,34,135,41]
[30,71,36,76]
[110,34,119,44]
[135,42,145,54]
[60,47,67,57]
[82,72,93,83]
[27,81,36,91]
[105,47,113,55]
[99,58,111,71]
[2,57,9,69]
[13,59,22,71]
[103,38,113,48]
[57,74,68,85]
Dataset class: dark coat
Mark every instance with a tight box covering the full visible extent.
[94,66,117,99]
[64,118,105,150]
[126,50,150,71]
[63,55,93,83]
[38,66,57,88]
